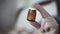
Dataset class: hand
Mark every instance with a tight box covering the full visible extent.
[29,4,59,34]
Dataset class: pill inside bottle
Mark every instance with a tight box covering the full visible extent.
[27,8,36,22]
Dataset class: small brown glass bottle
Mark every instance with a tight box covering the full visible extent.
[27,9,36,22]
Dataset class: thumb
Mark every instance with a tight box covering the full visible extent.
[30,21,41,29]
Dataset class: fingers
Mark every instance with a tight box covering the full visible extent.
[32,4,51,18]
[51,29,58,34]
[40,21,58,33]
[44,27,50,32]
[40,25,50,33]
[30,21,41,29]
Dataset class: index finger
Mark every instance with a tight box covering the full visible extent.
[32,4,51,18]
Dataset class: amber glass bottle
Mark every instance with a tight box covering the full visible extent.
[27,9,36,22]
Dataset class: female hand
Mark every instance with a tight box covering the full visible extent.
[29,4,59,34]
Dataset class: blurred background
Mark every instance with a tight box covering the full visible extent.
[0,0,60,34]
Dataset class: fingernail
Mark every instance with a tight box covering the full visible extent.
[46,27,50,32]
[42,29,45,33]
[32,3,39,8]
[40,29,45,33]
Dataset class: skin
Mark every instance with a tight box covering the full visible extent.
[29,4,59,34]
